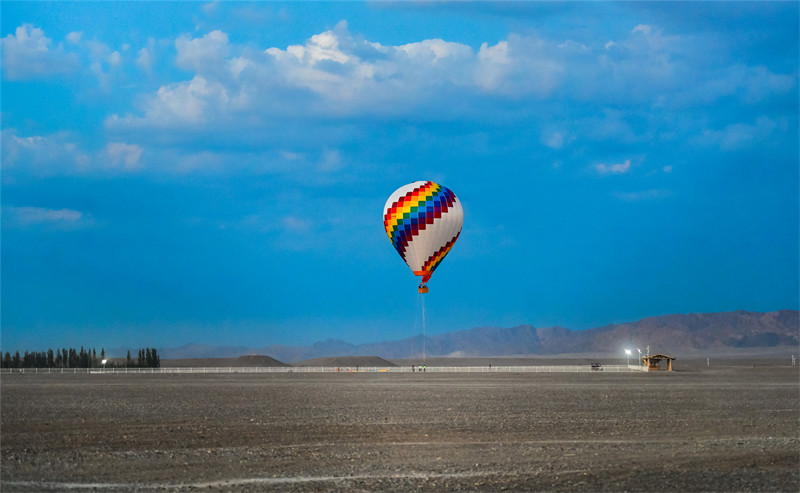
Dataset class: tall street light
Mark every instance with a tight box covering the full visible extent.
[624,349,632,367]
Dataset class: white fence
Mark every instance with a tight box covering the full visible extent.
[0,365,648,375]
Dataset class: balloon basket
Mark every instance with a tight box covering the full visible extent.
[418,286,429,294]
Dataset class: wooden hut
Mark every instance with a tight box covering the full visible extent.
[642,354,675,371]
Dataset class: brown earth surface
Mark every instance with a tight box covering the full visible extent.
[1,366,798,492]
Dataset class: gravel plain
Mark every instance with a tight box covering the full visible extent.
[2,365,798,492]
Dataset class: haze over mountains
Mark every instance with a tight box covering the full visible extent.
[152,310,798,363]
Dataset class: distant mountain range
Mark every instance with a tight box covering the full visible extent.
[150,310,798,363]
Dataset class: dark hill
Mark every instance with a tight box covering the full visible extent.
[294,356,397,368]
[588,310,799,354]
[162,354,288,368]
[155,310,798,361]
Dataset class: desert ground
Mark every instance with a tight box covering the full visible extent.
[2,364,798,492]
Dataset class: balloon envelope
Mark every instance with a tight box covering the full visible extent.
[383,181,463,288]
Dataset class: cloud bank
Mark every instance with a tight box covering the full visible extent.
[2,18,795,181]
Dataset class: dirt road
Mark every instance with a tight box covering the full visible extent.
[2,367,798,491]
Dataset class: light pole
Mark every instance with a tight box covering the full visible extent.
[102,359,107,372]
[624,349,632,367]
[637,348,642,366]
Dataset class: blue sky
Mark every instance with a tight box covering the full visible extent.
[2,1,798,352]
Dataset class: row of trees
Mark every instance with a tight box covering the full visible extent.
[1,347,160,369]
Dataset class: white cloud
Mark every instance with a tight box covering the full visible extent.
[1,129,152,177]
[595,159,631,174]
[544,132,565,149]
[1,24,78,79]
[588,24,693,104]
[281,151,302,161]
[88,20,794,179]
[317,149,342,173]
[79,38,123,90]
[66,31,83,44]
[3,206,93,230]
[136,39,161,74]
[475,41,510,91]
[106,143,144,170]
[614,189,672,201]
[580,109,638,143]
[260,21,396,105]
[2,129,91,175]
[131,75,230,125]
[108,51,122,67]
[86,39,113,62]
[478,40,510,63]
[398,37,472,65]
[739,65,796,103]
[699,116,784,152]
[286,28,351,65]
[282,216,312,232]
[137,46,152,72]
[607,23,793,110]
[114,23,578,129]
[475,35,564,96]
[175,30,230,72]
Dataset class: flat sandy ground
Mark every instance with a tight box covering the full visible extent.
[2,366,798,492]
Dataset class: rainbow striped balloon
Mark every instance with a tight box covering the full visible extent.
[383,181,463,292]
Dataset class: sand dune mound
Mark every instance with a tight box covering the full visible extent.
[294,356,397,367]
[236,355,290,366]
[162,355,289,368]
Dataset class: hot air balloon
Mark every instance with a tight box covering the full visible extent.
[383,181,463,293]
